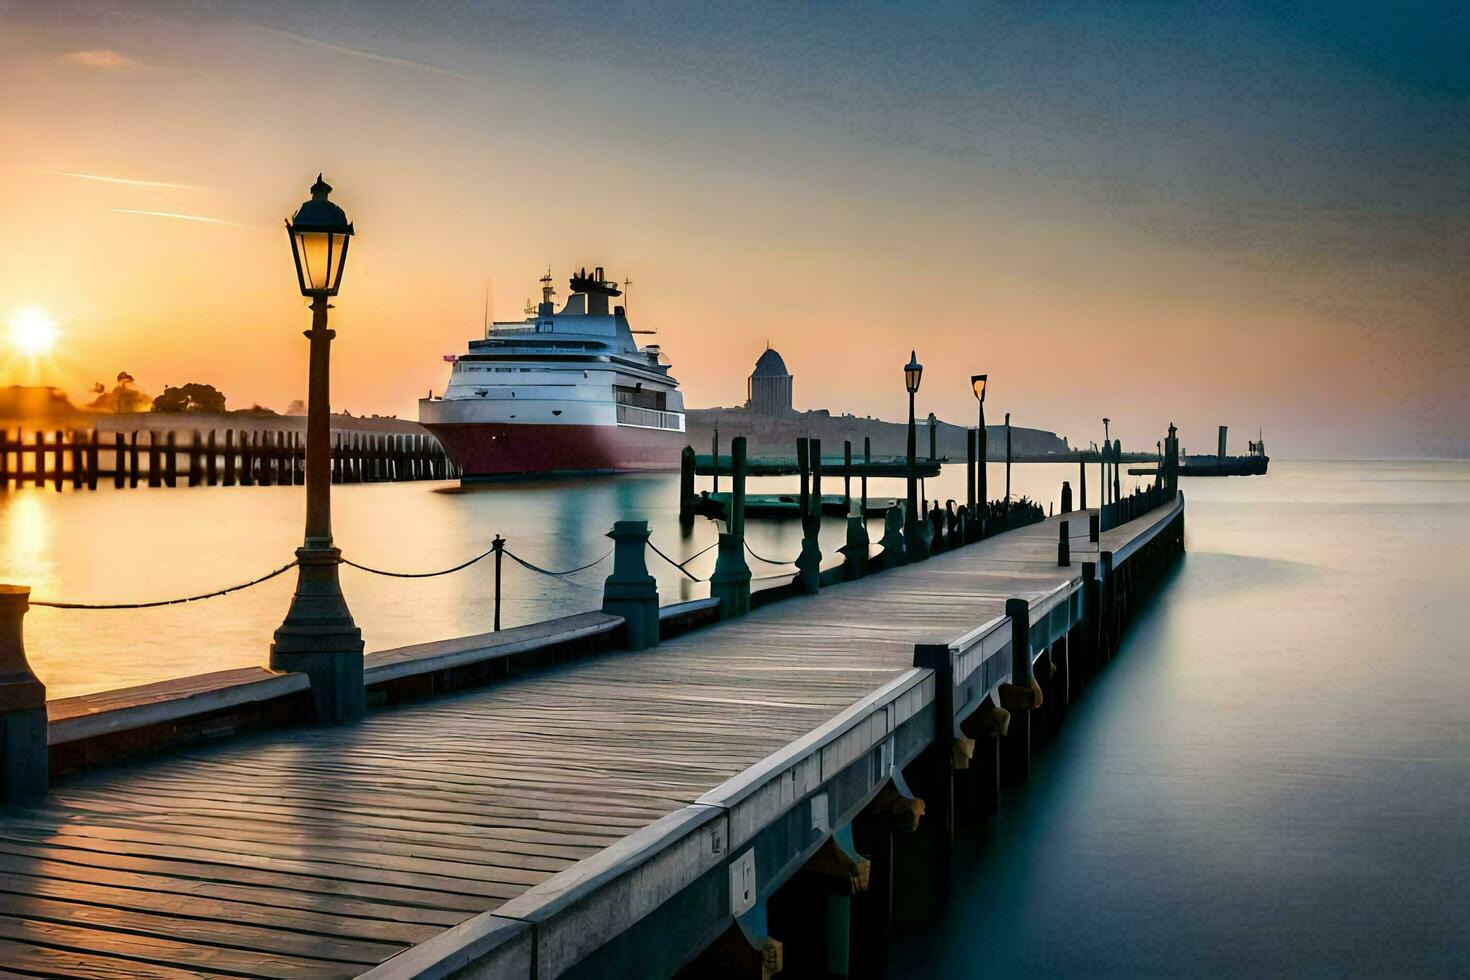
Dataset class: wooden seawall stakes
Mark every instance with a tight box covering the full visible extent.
[0,426,459,490]
[0,429,1188,978]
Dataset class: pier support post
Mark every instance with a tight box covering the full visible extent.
[679,446,696,525]
[842,510,868,580]
[1058,519,1070,566]
[958,696,1008,820]
[894,646,960,923]
[710,533,751,619]
[0,586,46,804]
[966,429,977,535]
[1080,562,1101,682]
[997,598,1041,783]
[602,521,660,650]
[796,439,822,594]
[1100,551,1118,660]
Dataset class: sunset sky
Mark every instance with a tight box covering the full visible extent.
[1,1,1466,457]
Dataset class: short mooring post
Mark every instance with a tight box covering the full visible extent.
[1058,520,1070,566]
[1061,480,1072,514]
[0,585,46,803]
[602,521,659,650]
[1090,512,1100,544]
[710,437,751,618]
[491,535,505,631]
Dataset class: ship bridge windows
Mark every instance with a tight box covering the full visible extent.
[614,384,665,411]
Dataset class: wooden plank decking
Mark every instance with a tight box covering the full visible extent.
[0,508,1148,978]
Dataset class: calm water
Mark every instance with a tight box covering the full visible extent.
[893,460,1470,976]
[0,458,1089,699]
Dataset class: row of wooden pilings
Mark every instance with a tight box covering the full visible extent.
[677,499,1186,979]
[0,427,457,490]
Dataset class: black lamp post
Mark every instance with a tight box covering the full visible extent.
[904,351,928,560]
[1102,417,1111,507]
[971,374,987,519]
[270,175,364,724]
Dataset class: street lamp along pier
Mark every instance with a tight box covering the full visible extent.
[269,175,366,725]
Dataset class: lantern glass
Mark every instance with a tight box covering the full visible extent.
[293,229,350,294]
[971,373,987,403]
[904,351,923,394]
[287,175,353,298]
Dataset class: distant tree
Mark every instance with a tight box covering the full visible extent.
[85,371,151,413]
[151,383,227,413]
[285,399,307,416]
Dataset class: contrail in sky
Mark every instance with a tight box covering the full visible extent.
[244,23,490,86]
[106,208,247,228]
[56,172,202,190]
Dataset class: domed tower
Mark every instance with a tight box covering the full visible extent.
[747,346,793,415]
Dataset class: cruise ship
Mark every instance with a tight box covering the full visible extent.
[419,267,686,478]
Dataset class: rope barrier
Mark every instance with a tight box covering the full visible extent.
[342,546,498,579]
[744,540,796,567]
[503,549,612,577]
[645,540,703,582]
[30,560,300,610]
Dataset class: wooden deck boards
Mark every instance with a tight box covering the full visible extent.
[0,507,1156,977]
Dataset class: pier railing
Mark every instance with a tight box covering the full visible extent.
[0,426,458,489]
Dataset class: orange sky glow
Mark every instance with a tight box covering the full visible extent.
[1,6,1466,458]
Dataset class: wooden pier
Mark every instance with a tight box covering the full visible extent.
[0,427,458,490]
[0,486,1184,976]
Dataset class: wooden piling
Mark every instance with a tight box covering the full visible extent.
[223,430,236,486]
[188,431,204,486]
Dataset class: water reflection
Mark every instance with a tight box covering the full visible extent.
[1,461,1080,698]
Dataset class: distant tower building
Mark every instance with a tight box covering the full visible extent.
[747,347,793,415]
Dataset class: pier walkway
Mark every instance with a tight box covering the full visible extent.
[0,497,1183,977]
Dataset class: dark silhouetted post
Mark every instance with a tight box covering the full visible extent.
[1061,480,1072,514]
[1004,412,1012,508]
[710,436,751,618]
[904,351,927,561]
[679,446,696,524]
[0,585,46,803]
[1058,520,1070,566]
[492,535,505,631]
[861,436,870,513]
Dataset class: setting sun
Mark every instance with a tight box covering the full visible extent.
[8,307,59,356]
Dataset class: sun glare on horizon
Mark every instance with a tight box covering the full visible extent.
[8,308,60,357]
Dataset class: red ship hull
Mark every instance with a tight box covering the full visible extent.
[422,422,686,478]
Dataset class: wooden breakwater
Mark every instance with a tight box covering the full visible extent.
[0,427,458,489]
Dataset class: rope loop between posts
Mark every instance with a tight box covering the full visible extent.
[30,560,301,610]
[503,549,613,578]
[645,540,704,582]
[744,540,796,567]
[341,544,500,578]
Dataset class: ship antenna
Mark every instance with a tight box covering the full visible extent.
[623,277,633,311]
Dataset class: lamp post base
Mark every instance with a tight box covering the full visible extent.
[270,546,364,724]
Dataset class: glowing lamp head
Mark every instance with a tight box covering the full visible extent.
[286,175,353,298]
[904,350,923,394]
[970,373,987,404]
